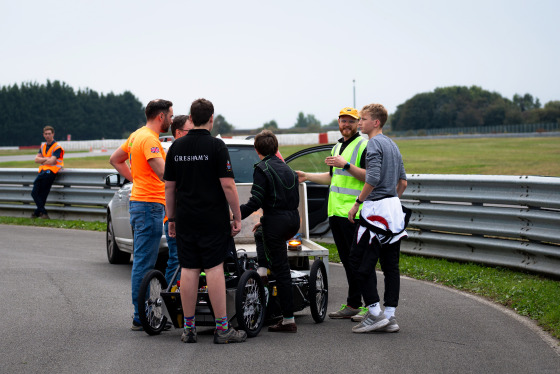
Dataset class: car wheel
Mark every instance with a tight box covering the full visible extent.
[138,270,168,335]
[106,214,131,264]
[309,260,328,323]
[235,270,266,337]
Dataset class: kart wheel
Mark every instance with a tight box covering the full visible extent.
[309,260,328,323]
[106,214,131,264]
[235,270,266,337]
[138,270,168,335]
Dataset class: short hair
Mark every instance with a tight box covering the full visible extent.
[171,115,189,138]
[254,130,278,156]
[43,126,54,133]
[190,98,214,127]
[360,103,388,127]
[145,99,173,121]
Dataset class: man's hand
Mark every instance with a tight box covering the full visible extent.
[231,218,241,237]
[348,202,360,224]
[325,155,347,169]
[252,221,262,233]
[168,221,176,238]
[295,170,307,183]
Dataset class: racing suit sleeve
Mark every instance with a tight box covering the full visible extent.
[240,167,267,220]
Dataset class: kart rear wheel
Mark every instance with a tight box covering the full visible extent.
[309,260,328,323]
[138,270,168,335]
[235,270,266,337]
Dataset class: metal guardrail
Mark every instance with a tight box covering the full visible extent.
[1,169,559,276]
[0,168,117,221]
[400,174,560,277]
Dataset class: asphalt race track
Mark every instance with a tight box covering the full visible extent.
[1,225,558,373]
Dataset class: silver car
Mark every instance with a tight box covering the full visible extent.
[105,139,333,267]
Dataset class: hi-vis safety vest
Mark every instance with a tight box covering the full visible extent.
[38,142,64,174]
[327,136,367,218]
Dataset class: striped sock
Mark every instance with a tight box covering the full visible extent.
[215,316,228,331]
[184,315,195,330]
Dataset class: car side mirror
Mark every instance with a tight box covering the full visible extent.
[105,173,129,187]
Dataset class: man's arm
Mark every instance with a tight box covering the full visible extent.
[147,158,165,181]
[345,163,366,182]
[220,177,242,237]
[396,178,407,198]
[325,155,366,182]
[35,155,57,165]
[348,182,375,223]
[296,171,332,185]
[165,180,177,237]
[109,147,133,182]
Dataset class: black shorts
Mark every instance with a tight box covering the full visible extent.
[176,231,232,270]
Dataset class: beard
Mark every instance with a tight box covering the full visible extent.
[339,126,357,138]
[161,119,171,133]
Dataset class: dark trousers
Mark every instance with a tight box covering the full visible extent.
[31,170,56,216]
[349,229,401,308]
[329,216,362,308]
[261,211,300,318]
[254,226,267,270]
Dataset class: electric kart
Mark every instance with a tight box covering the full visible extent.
[137,240,328,337]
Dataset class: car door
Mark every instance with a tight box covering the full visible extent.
[285,145,333,235]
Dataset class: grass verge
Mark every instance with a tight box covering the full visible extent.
[317,241,560,341]
[0,216,105,231]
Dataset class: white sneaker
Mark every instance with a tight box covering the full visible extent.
[352,311,389,333]
[379,316,400,332]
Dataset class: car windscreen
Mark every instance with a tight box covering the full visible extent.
[228,146,260,183]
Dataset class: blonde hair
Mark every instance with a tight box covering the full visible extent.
[43,126,55,134]
[360,104,388,127]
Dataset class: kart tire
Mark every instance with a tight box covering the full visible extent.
[138,269,168,335]
[309,259,328,323]
[235,270,266,337]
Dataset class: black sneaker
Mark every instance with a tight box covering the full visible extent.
[131,318,143,331]
[181,328,197,343]
[213,328,247,344]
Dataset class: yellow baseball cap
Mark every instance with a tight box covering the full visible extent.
[339,107,359,119]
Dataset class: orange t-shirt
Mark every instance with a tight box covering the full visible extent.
[121,126,166,205]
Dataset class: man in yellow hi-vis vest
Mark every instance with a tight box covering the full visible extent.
[296,107,368,319]
[31,126,64,219]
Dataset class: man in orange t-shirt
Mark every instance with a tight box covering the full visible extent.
[110,99,173,330]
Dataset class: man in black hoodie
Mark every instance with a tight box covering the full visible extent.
[240,130,300,333]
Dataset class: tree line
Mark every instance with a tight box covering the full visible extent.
[389,86,560,132]
[0,81,146,146]
[249,86,559,135]
[2,81,558,146]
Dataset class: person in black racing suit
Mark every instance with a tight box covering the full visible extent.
[240,130,300,333]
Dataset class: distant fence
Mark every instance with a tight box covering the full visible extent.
[4,123,558,151]
[0,169,559,277]
[390,122,559,137]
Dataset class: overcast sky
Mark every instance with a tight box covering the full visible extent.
[1,0,558,130]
